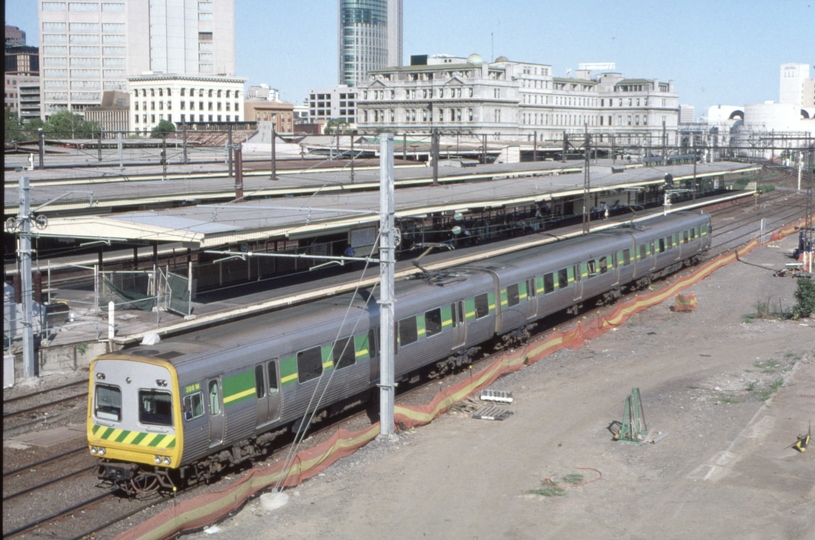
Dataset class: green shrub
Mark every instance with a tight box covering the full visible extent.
[792,278,815,319]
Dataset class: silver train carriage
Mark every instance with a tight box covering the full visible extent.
[87,211,711,490]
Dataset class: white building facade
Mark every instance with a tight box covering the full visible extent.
[356,54,680,144]
[308,85,357,124]
[779,63,812,108]
[128,73,246,134]
[38,0,235,119]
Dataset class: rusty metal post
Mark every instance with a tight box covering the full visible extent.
[234,144,244,199]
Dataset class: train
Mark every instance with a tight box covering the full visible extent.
[87,211,711,492]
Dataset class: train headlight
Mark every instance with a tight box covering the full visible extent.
[91,446,98,454]
[163,456,171,465]
[154,455,162,464]
[98,447,105,456]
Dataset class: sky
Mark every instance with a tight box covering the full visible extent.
[5,0,814,119]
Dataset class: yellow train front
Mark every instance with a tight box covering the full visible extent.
[87,354,183,492]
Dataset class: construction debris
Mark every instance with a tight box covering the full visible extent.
[480,388,513,403]
[789,423,811,453]
[608,388,648,443]
[673,292,698,312]
[472,405,514,421]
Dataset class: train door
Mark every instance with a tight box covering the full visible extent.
[450,300,467,349]
[254,360,281,428]
[367,328,380,385]
[206,378,224,448]
[611,253,620,287]
[572,264,583,302]
[525,279,538,319]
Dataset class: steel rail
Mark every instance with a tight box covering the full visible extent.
[3,445,87,477]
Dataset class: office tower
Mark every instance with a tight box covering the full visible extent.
[779,63,811,108]
[338,0,402,87]
[38,0,235,119]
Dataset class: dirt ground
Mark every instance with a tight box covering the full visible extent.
[177,233,815,539]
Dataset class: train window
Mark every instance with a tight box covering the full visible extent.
[183,392,204,421]
[622,249,631,266]
[297,347,323,383]
[398,316,418,345]
[333,337,356,369]
[255,365,265,399]
[527,278,536,298]
[587,260,597,277]
[558,269,568,288]
[450,303,458,327]
[599,257,608,274]
[573,265,581,282]
[690,228,697,240]
[474,293,489,319]
[507,284,520,306]
[366,329,378,359]
[208,380,221,415]
[658,239,665,253]
[667,236,674,249]
[683,230,690,243]
[639,244,647,259]
[425,308,442,337]
[543,273,555,294]
[457,301,465,325]
[139,389,173,426]
[267,361,279,394]
[95,383,121,422]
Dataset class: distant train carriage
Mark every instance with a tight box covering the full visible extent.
[88,211,711,491]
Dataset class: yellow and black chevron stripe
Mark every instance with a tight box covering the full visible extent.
[92,424,176,449]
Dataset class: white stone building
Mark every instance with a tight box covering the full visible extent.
[128,73,246,134]
[356,54,679,145]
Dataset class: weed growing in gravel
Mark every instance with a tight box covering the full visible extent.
[528,473,585,497]
[744,299,791,323]
[715,395,740,404]
[753,377,785,401]
[529,485,565,497]
[754,359,782,373]
[562,474,584,485]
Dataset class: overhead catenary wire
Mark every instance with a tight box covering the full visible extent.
[271,233,382,494]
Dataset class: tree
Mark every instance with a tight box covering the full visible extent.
[325,118,349,135]
[4,107,23,143]
[150,120,176,139]
[4,108,45,143]
[43,110,101,139]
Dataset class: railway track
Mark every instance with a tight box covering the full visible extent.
[3,380,88,421]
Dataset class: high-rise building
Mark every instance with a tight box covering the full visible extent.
[38,0,235,119]
[5,24,27,47]
[338,0,402,87]
[779,63,812,108]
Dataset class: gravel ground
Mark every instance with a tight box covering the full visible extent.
[182,232,814,540]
